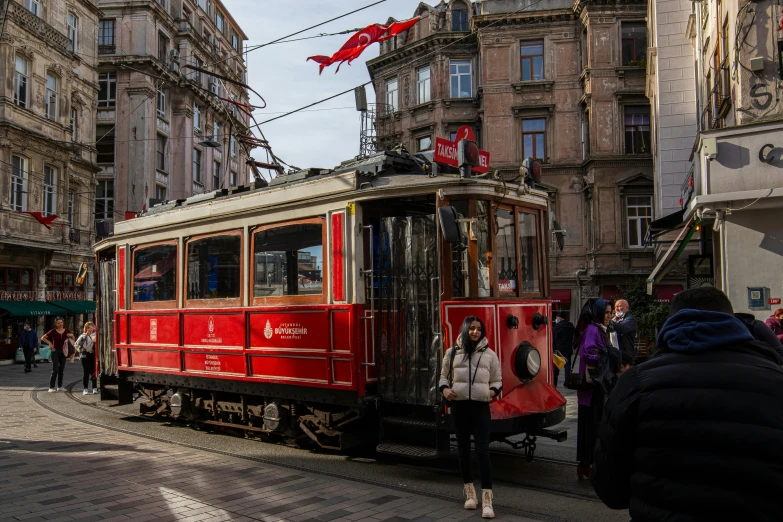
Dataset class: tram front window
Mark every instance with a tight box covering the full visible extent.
[519,211,540,293]
[496,208,517,296]
[253,222,323,297]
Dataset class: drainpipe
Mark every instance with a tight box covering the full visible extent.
[574,266,587,312]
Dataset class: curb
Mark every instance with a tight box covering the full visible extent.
[0,358,16,366]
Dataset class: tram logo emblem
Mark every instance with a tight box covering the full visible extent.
[264,320,273,339]
[208,316,215,334]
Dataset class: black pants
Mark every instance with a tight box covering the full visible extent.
[553,359,571,387]
[452,400,492,490]
[50,351,66,389]
[23,347,35,371]
[81,353,96,389]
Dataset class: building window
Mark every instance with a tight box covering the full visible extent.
[155,185,167,201]
[24,0,40,16]
[450,60,472,98]
[67,13,79,52]
[157,87,166,117]
[213,161,221,189]
[45,73,58,121]
[11,156,28,212]
[627,196,652,248]
[385,78,398,113]
[156,135,167,171]
[158,32,170,63]
[416,66,431,104]
[233,34,241,52]
[43,166,57,217]
[193,149,203,185]
[522,119,546,160]
[230,171,237,186]
[521,40,544,81]
[95,180,114,221]
[193,104,201,131]
[98,20,116,54]
[216,11,225,33]
[230,135,237,157]
[621,22,647,66]
[192,55,203,85]
[624,106,650,154]
[14,56,28,108]
[68,190,74,224]
[416,136,432,151]
[96,125,115,164]
[70,108,78,141]
[98,72,116,107]
[452,4,468,31]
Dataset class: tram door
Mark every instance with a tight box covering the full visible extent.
[367,215,440,407]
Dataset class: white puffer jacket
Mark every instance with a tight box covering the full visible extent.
[438,336,502,402]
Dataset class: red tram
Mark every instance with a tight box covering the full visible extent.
[94,150,566,459]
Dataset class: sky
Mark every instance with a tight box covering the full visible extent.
[222,0,424,172]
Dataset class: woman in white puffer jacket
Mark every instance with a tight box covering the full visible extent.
[439,316,502,519]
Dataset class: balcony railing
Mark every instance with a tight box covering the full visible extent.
[0,290,36,301]
[98,44,116,55]
[8,1,70,53]
[46,291,87,301]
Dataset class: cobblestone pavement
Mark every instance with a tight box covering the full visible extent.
[0,362,612,522]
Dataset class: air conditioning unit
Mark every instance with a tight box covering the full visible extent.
[208,80,218,94]
[169,49,180,63]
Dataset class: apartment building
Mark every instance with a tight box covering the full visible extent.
[95,0,252,228]
[366,0,665,318]
[0,0,101,351]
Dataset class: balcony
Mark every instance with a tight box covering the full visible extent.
[98,44,115,55]
[8,1,70,53]
[46,291,87,301]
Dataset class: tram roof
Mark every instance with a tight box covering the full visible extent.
[97,150,548,249]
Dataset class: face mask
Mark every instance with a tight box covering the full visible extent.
[616,311,625,318]
[24,326,30,331]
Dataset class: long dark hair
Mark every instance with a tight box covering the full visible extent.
[458,316,486,358]
[575,298,612,346]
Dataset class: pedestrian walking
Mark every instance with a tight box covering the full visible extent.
[574,298,614,480]
[75,322,97,395]
[735,312,783,358]
[766,308,783,342]
[19,321,38,373]
[41,317,75,392]
[611,299,637,360]
[552,311,575,387]
[592,287,783,522]
[439,316,502,519]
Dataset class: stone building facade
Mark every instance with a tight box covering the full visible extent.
[95,0,252,227]
[0,0,101,350]
[367,0,659,318]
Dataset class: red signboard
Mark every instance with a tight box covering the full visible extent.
[433,137,490,173]
[249,310,331,350]
[456,125,475,142]
[183,313,245,348]
[770,298,781,305]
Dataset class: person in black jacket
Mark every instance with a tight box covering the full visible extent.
[19,321,38,373]
[610,299,637,360]
[552,311,575,387]
[592,287,783,522]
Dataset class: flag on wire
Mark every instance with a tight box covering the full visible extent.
[307,17,421,74]
[16,212,61,230]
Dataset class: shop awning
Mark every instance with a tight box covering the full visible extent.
[654,284,683,303]
[47,300,96,314]
[649,208,686,235]
[646,215,700,295]
[551,289,571,303]
[0,301,66,317]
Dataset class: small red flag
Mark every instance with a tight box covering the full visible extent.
[17,212,60,230]
[308,17,420,74]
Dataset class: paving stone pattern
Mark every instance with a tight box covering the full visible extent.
[0,364,539,522]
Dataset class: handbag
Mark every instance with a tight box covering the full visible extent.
[564,351,593,391]
[66,339,77,358]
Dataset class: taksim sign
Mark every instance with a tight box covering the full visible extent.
[433,137,490,173]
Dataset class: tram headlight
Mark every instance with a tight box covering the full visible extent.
[513,342,541,381]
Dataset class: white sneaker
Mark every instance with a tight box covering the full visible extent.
[83,389,89,395]
[48,388,56,393]
[58,387,65,392]
[93,389,98,394]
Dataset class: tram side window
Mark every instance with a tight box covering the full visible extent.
[187,234,241,300]
[253,222,323,297]
[519,211,540,293]
[133,244,177,302]
[495,209,518,296]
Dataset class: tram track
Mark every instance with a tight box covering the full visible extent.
[35,381,599,516]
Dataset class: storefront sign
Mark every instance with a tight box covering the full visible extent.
[770,298,781,305]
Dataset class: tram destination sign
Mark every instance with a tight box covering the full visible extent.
[433,136,490,174]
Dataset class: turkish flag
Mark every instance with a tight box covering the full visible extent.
[308,17,420,74]
[17,211,60,229]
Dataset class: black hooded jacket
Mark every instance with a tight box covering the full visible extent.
[592,309,783,522]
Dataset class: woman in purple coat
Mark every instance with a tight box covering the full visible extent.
[766,309,783,343]
[575,298,614,480]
